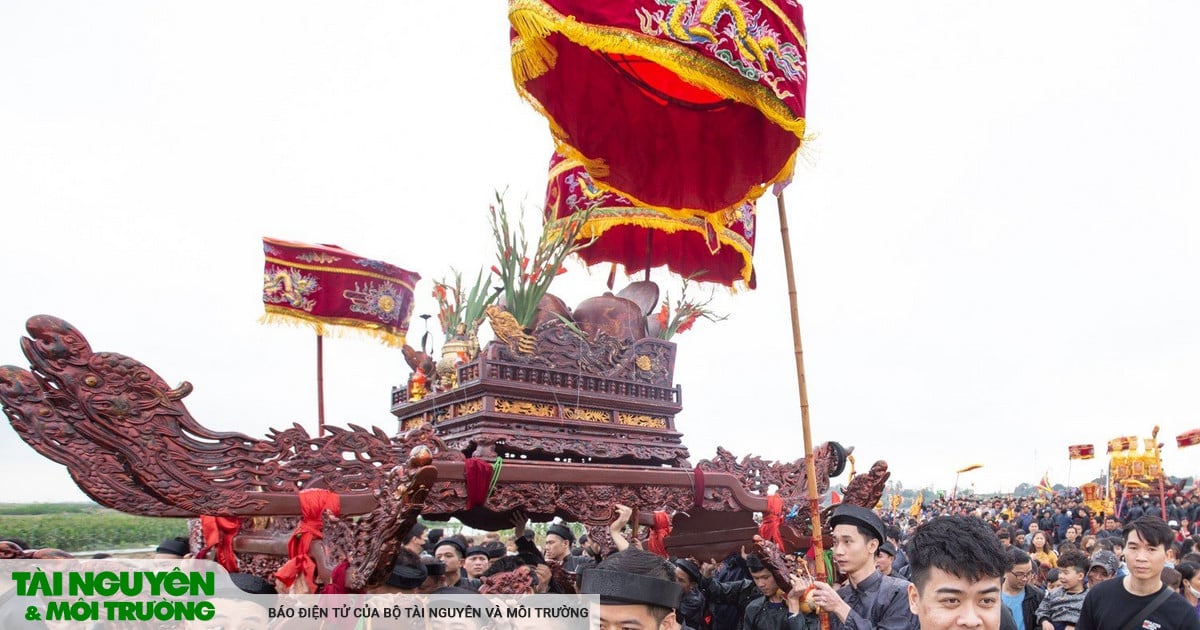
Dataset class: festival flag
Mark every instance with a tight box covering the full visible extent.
[1107,436,1138,453]
[1068,444,1096,460]
[261,238,420,347]
[1178,429,1200,449]
[909,492,923,517]
[1036,472,1056,496]
[956,464,984,474]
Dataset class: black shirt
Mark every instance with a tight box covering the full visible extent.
[1077,577,1200,630]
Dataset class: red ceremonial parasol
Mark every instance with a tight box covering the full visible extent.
[512,2,824,619]
[510,0,807,213]
[543,152,757,289]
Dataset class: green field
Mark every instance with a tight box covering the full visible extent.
[0,503,188,552]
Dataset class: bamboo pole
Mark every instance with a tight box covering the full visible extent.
[776,192,829,630]
[316,334,326,437]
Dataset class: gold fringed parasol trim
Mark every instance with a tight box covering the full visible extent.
[546,151,787,230]
[544,206,755,287]
[511,35,559,84]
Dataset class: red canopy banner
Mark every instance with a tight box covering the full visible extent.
[1178,430,1200,449]
[543,152,756,288]
[1068,444,1095,460]
[261,237,420,347]
[510,0,807,214]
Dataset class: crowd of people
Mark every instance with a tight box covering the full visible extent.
[7,489,1200,630]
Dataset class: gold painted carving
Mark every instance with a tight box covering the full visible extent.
[401,417,427,431]
[635,355,653,371]
[495,398,558,418]
[564,407,610,423]
[455,399,483,416]
[618,413,667,429]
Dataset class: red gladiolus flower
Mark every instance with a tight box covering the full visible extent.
[521,257,529,270]
[676,313,699,334]
[556,266,568,276]
[490,265,501,275]
[657,304,669,329]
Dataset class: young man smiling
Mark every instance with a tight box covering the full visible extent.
[905,515,1009,630]
[1076,516,1200,630]
[808,504,918,630]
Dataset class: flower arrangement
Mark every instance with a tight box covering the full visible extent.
[488,191,593,329]
[432,268,498,341]
[654,277,729,340]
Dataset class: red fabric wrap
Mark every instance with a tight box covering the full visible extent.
[647,511,671,558]
[196,515,241,574]
[464,457,494,509]
[319,561,360,595]
[759,494,785,550]
[510,0,806,213]
[262,237,420,347]
[544,153,757,288]
[693,467,705,509]
[274,488,340,593]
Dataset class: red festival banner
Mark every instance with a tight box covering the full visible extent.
[261,238,420,347]
[1068,444,1095,460]
[1178,429,1200,449]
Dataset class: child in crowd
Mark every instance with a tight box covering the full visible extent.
[1044,568,1061,591]
[1036,550,1089,630]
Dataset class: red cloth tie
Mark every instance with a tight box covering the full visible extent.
[196,515,241,574]
[693,467,706,509]
[647,511,672,558]
[759,494,785,550]
[464,457,494,509]
[274,488,340,593]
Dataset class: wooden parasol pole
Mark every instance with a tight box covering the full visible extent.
[776,192,829,630]
[316,334,326,437]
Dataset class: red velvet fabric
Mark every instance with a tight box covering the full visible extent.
[759,494,785,550]
[513,0,806,212]
[544,153,756,288]
[464,457,494,509]
[647,511,672,558]
[274,488,340,593]
[196,515,241,574]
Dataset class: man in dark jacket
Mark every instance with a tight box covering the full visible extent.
[1001,548,1044,630]
[708,551,751,630]
[674,558,710,630]
[876,542,910,581]
[698,553,816,630]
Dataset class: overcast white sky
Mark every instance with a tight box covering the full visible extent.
[2,2,1199,504]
